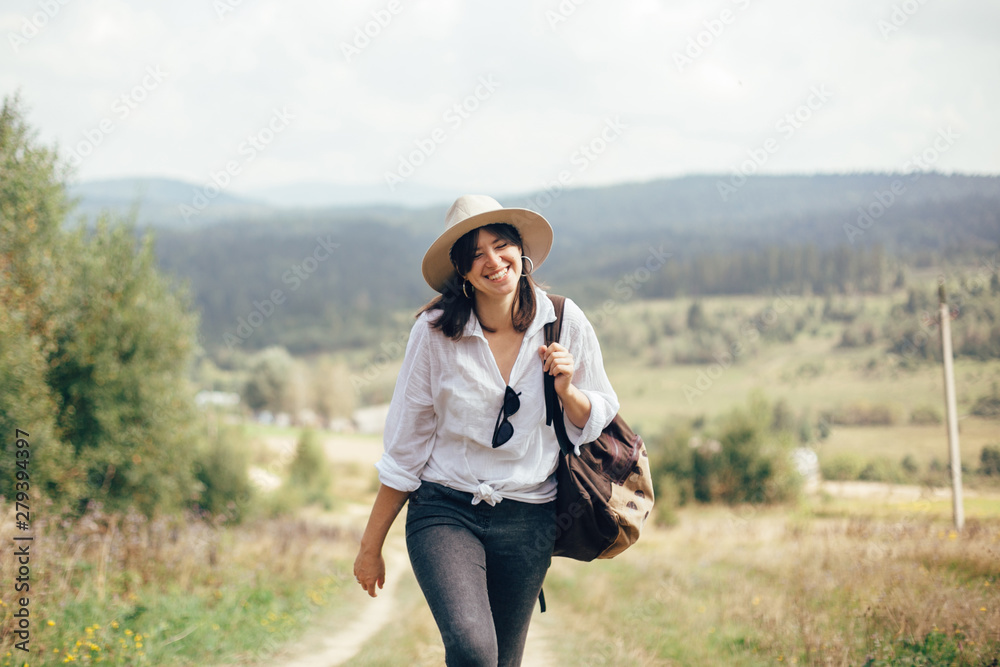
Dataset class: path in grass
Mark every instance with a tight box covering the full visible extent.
[521,614,559,667]
[272,551,406,667]
[263,432,559,665]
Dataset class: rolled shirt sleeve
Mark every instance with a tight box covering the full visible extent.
[559,299,620,452]
[374,315,437,492]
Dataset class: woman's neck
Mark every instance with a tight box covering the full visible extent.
[475,290,518,333]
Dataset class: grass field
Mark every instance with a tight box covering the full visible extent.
[312,478,1000,666]
[0,503,359,666]
[5,289,997,666]
[591,294,1000,477]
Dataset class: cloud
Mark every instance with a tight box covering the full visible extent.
[1,0,996,200]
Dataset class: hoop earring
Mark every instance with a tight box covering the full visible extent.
[521,255,533,276]
[462,279,474,299]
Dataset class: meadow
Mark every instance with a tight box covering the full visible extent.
[269,458,1000,666]
[3,288,998,666]
[591,292,999,482]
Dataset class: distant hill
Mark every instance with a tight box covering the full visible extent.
[127,173,1000,356]
[251,181,456,209]
[69,177,458,227]
[74,172,1000,248]
[69,177,274,229]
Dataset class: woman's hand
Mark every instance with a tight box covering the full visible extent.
[354,547,386,598]
[353,484,410,598]
[538,342,574,396]
[538,343,592,429]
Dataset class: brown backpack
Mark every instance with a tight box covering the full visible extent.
[543,295,655,561]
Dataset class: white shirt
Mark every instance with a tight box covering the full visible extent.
[375,288,619,505]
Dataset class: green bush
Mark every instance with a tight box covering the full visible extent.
[820,453,865,481]
[650,394,800,508]
[46,221,204,516]
[648,426,695,506]
[1,96,205,517]
[283,428,333,509]
[821,402,900,426]
[652,475,683,527]
[970,383,1000,418]
[980,445,1000,477]
[837,320,877,348]
[857,457,909,484]
[193,422,254,522]
[910,405,943,425]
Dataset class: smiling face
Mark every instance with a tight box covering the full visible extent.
[466,228,523,300]
[450,223,525,304]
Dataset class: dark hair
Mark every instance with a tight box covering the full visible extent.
[418,223,539,340]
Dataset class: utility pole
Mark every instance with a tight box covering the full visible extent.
[939,283,964,531]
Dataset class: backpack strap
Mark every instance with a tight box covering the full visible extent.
[543,294,576,456]
[541,294,568,611]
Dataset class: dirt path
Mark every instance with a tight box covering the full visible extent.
[270,552,407,667]
[820,479,983,500]
[520,615,559,667]
[253,433,558,665]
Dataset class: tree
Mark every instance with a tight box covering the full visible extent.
[687,301,707,331]
[313,356,356,422]
[284,428,333,508]
[1,94,207,516]
[46,220,204,514]
[0,94,74,504]
[243,346,295,414]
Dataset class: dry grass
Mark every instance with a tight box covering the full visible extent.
[539,504,1000,666]
[0,500,359,666]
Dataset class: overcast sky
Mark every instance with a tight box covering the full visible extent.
[2,0,997,203]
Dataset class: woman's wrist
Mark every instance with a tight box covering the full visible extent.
[359,536,383,556]
[559,384,592,429]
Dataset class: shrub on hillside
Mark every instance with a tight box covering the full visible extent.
[909,405,943,425]
[649,393,800,510]
[193,423,254,522]
[838,320,878,348]
[980,446,1000,477]
[283,428,334,509]
[821,402,900,426]
[1,96,206,517]
[970,384,1000,418]
[858,457,911,484]
[819,453,865,481]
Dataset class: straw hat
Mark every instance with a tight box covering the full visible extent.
[421,195,553,293]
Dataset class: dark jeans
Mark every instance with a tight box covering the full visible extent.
[405,481,556,667]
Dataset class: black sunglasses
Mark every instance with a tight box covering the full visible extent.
[491,386,521,448]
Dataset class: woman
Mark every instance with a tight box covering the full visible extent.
[353,194,619,666]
